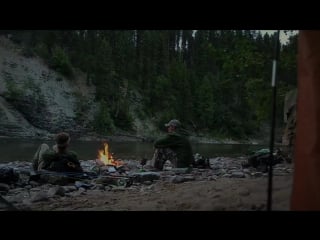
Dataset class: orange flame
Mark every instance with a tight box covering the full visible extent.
[97,142,124,167]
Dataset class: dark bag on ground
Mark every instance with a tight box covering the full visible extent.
[0,167,19,183]
[47,154,82,172]
[192,153,210,168]
[243,149,285,170]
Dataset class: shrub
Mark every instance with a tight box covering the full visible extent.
[50,46,73,78]
[93,101,115,134]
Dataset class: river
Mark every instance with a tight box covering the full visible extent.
[0,138,268,163]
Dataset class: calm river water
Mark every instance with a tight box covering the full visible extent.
[0,138,267,163]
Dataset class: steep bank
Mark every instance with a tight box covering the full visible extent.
[0,36,98,139]
[0,36,279,144]
[0,36,163,141]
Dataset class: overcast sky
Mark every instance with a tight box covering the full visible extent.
[260,30,298,45]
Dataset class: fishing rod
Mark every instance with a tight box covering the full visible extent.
[267,30,280,211]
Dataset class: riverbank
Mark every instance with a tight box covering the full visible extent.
[0,133,266,145]
[0,157,293,211]
[70,132,286,147]
[76,132,266,144]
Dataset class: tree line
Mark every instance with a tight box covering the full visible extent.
[0,30,297,139]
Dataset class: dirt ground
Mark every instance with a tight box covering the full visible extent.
[27,174,293,211]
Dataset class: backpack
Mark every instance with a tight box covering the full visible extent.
[47,153,82,172]
[0,167,19,183]
[192,153,210,168]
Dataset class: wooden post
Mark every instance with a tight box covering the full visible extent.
[291,30,320,210]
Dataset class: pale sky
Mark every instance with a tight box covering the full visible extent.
[260,30,298,45]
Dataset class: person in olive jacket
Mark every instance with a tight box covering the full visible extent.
[152,119,194,170]
[33,132,83,172]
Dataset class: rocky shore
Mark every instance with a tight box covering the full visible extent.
[0,156,293,211]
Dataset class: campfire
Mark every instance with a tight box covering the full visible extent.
[94,142,132,187]
[96,142,124,167]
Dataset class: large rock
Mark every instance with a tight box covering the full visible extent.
[47,186,65,197]
[130,172,161,183]
[30,192,49,203]
[170,175,196,184]
[231,171,245,178]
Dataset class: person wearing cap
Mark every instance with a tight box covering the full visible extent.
[151,119,194,170]
[32,132,83,172]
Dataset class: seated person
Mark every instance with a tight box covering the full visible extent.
[32,132,83,172]
[151,119,194,170]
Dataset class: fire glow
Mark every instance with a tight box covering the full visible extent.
[97,142,124,167]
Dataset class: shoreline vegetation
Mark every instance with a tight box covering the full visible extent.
[0,133,284,146]
[0,31,296,146]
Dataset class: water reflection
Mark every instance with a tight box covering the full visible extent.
[0,138,267,163]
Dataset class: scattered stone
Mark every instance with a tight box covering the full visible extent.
[183,175,196,182]
[39,174,74,185]
[207,176,217,181]
[48,186,65,197]
[160,171,176,177]
[94,176,131,187]
[285,169,292,173]
[213,194,221,198]
[273,172,287,176]
[251,203,266,211]
[0,183,10,192]
[231,172,245,178]
[171,176,184,184]
[78,187,86,193]
[131,172,161,183]
[252,172,263,177]
[6,192,29,203]
[8,187,25,194]
[69,190,84,197]
[92,184,105,190]
[171,168,190,174]
[222,174,232,178]
[143,181,153,185]
[29,181,40,187]
[0,156,293,210]
[112,187,126,192]
[30,187,41,192]
[212,205,226,211]
[146,185,155,190]
[239,189,250,196]
[217,169,227,175]
[75,181,93,189]
[30,192,48,203]
[61,185,77,193]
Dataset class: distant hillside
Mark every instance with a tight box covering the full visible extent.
[0,36,161,140]
[0,30,298,143]
[0,36,95,138]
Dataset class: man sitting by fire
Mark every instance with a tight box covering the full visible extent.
[150,119,194,170]
[32,132,83,172]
